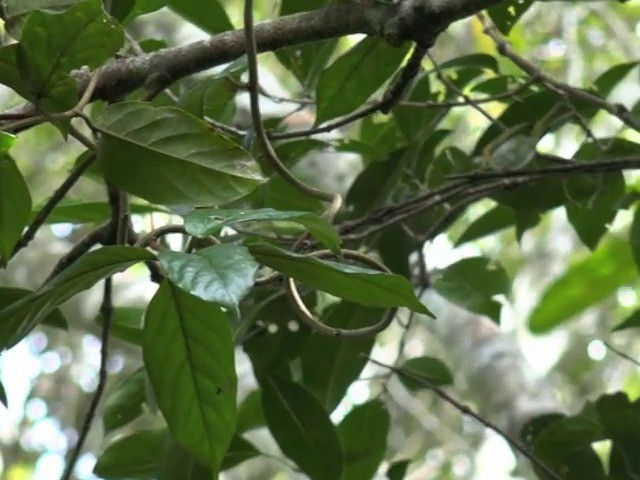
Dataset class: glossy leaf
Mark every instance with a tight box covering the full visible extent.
[301,302,380,411]
[168,0,233,34]
[96,102,265,206]
[0,287,67,336]
[315,37,410,124]
[249,243,430,315]
[16,0,123,111]
[185,207,341,252]
[398,356,454,390]
[338,400,389,480]
[432,257,509,322]
[103,368,147,433]
[143,281,237,470]
[159,245,258,313]
[260,374,343,480]
[0,246,154,350]
[529,238,637,333]
[0,154,31,263]
[93,429,165,479]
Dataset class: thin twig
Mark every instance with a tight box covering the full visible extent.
[604,340,640,368]
[12,153,97,256]
[369,357,563,480]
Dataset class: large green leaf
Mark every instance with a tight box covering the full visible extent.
[315,37,410,124]
[158,245,258,313]
[2,0,85,18]
[260,374,343,480]
[95,103,265,206]
[103,368,147,433]
[16,0,123,111]
[338,400,389,480]
[168,0,233,34]
[93,429,165,479]
[236,390,264,434]
[157,432,214,480]
[528,238,638,333]
[0,287,67,335]
[249,243,430,315]
[0,153,31,263]
[143,281,236,470]
[301,302,379,411]
[432,257,510,322]
[487,0,533,35]
[455,205,516,246]
[0,246,154,350]
[220,435,260,472]
[185,207,341,253]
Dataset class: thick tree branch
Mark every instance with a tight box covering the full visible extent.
[3,0,505,130]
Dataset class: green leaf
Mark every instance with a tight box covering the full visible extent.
[178,70,241,123]
[260,374,343,480]
[249,243,430,315]
[0,287,68,335]
[220,435,260,472]
[565,172,624,250]
[168,0,233,34]
[185,208,341,253]
[157,431,213,480]
[236,390,265,434]
[613,309,640,332]
[528,238,638,333]
[487,0,533,35]
[243,289,314,373]
[93,429,164,479]
[301,302,379,411]
[455,205,516,246]
[103,368,146,433]
[0,246,154,350]
[98,306,144,346]
[0,378,7,408]
[387,460,411,480]
[438,54,500,73]
[0,154,31,264]
[16,0,123,111]
[2,0,86,18]
[158,244,258,313]
[630,208,640,273]
[143,281,237,470]
[338,400,389,480]
[432,257,509,322]
[315,37,410,124]
[33,200,168,225]
[95,102,264,207]
[593,62,639,96]
[398,356,454,390]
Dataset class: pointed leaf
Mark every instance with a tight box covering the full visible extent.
[0,246,154,350]
[158,244,258,312]
[455,205,516,245]
[338,400,389,480]
[0,379,7,408]
[398,356,454,390]
[315,37,410,124]
[432,257,509,322]
[236,390,264,434]
[260,374,343,480]
[96,103,264,206]
[529,238,637,333]
[0,287,67,335]
[143,281,237,470]
[249,243,430,315]
[302,302,379,411]
[220,435,260,471]
[94,429,164,479]
[16,0,123,111]
[613,309,640,332]
[0,154,31,263]
[185,208,341,253]
[103,368,147,433]
[387,460,411,480]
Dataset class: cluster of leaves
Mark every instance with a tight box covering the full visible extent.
[0,0,638,479]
